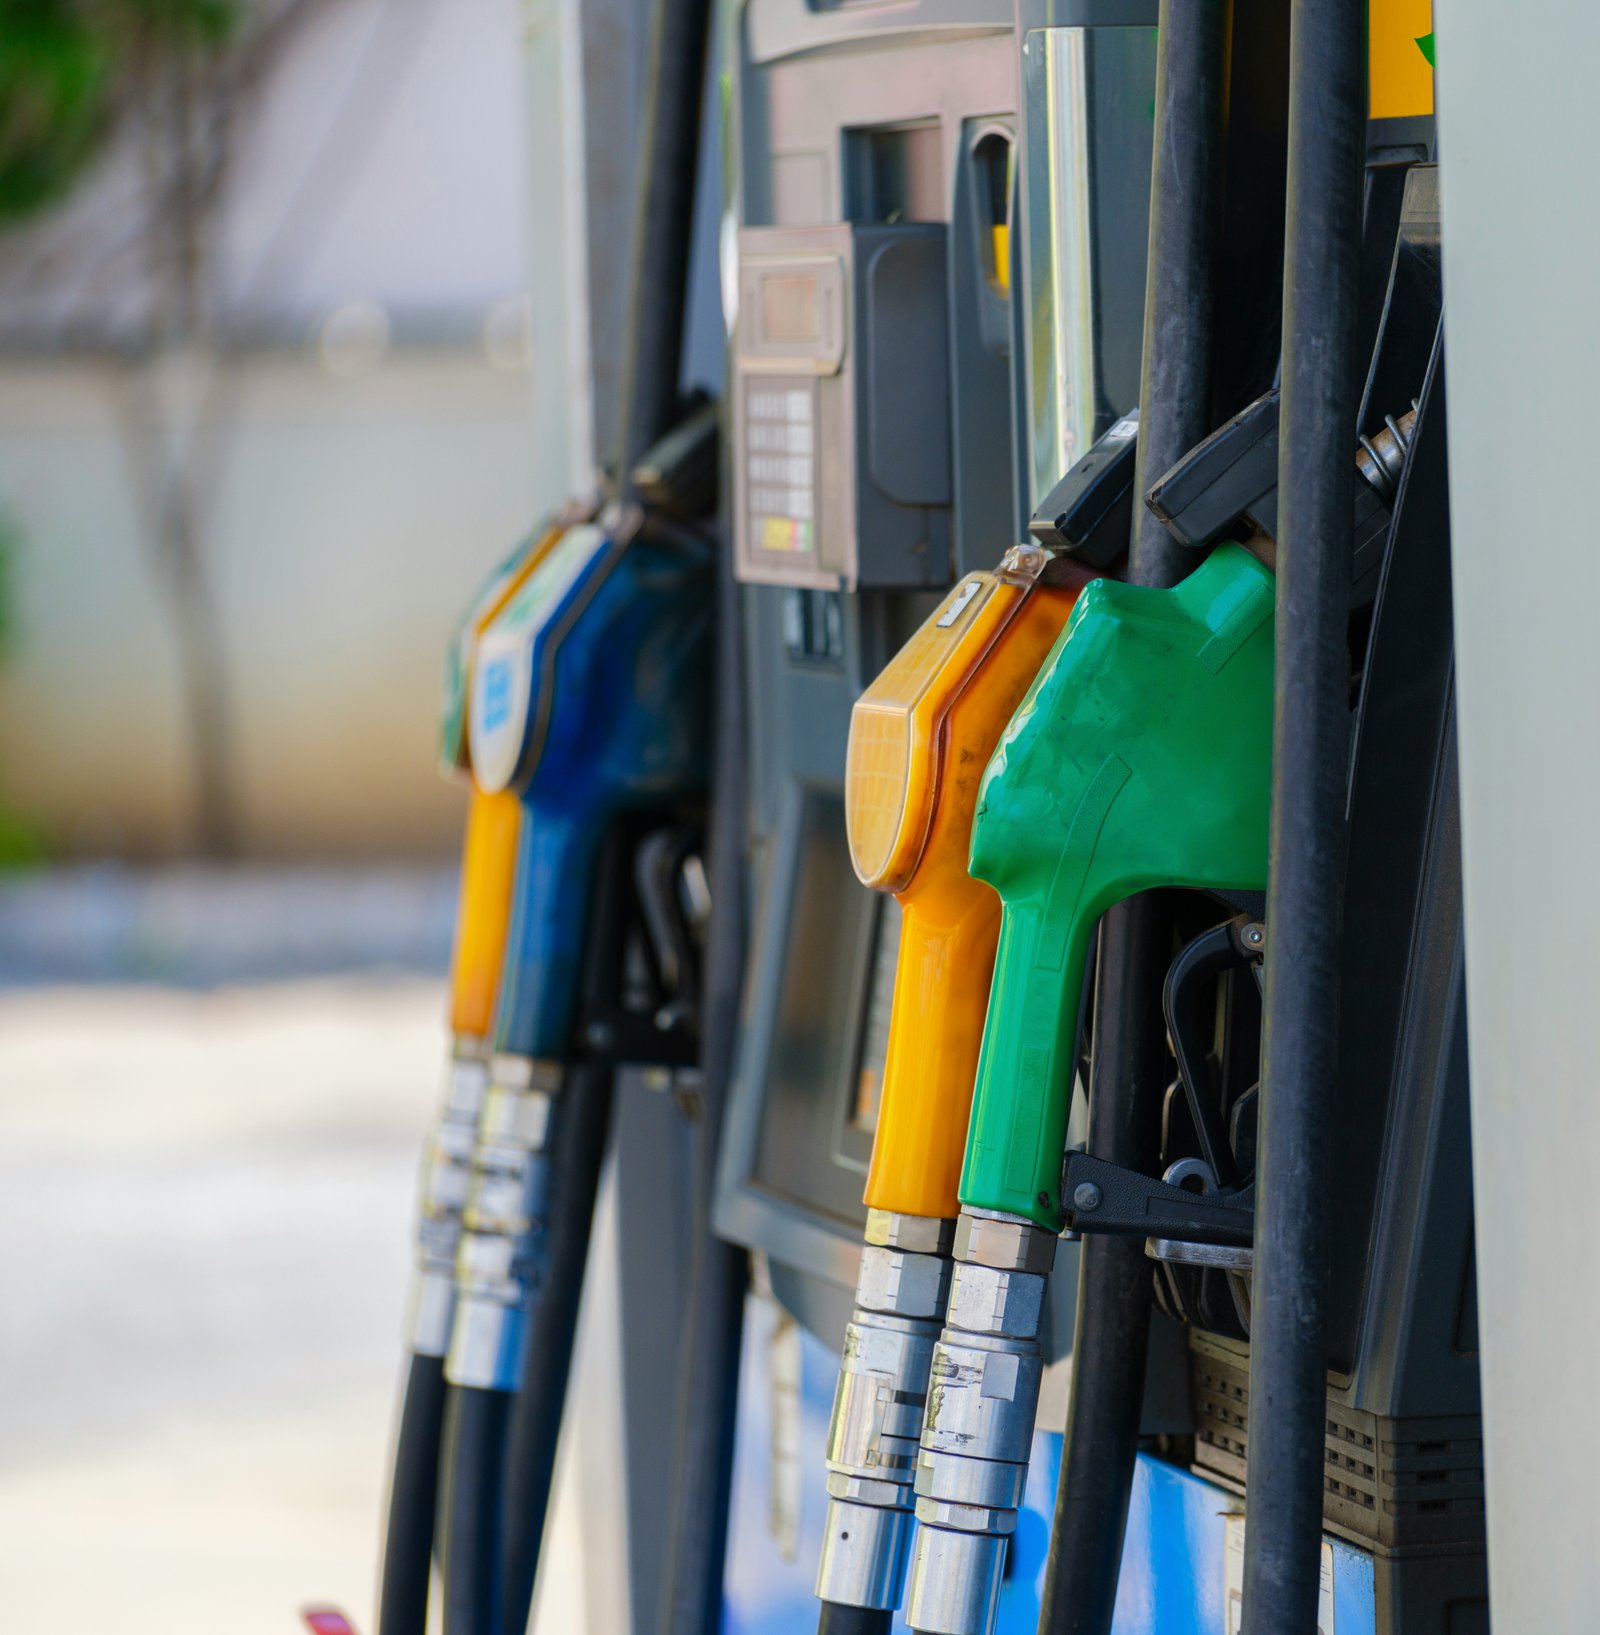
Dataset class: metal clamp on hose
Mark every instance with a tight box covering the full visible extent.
[905,1210,1056,1635]
[407,1042,491,1359]
[818,1210,955,1610]
[445,1054,563,1393]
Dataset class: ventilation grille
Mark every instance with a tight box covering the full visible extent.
[1189,1345,1484,1551]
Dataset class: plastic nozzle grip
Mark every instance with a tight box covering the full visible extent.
[449,789,524,1041]
[864,865,1000,1219]
[959,544,1275,1228]
[487,529,712,1060]
[863,583,1080,1221]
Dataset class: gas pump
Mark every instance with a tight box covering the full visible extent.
[713,4,1158,1631]
[815,546,1086,1629]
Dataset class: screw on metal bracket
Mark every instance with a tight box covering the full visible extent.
[1073,1182,1102,1212]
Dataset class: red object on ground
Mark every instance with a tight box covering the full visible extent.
[301,1609,359,1635]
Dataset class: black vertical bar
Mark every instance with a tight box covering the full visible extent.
[1037,5,1230,1631]
[655,506,751,1635]
[616,0,716,493]
[1240,0,1364,1626]
[1128,0,1231,581]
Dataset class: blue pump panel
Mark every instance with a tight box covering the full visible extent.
[722,1297,1376,1635]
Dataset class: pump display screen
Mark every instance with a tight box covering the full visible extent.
[853,900,902,1133]
[750,790,879,1222]
[760,273,821,344]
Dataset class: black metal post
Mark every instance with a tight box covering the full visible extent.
[1239,0,1364,1625]
[1036,4,1229,1631]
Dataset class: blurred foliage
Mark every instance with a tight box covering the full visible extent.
[0,0,242,224]
[0,808,49,867]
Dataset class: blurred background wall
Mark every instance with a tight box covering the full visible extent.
[0,0,538,861]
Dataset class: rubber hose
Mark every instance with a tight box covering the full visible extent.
[1127,0,1229,582]
[439,1383,513,1635]
[1037,2,1227,1623]
[377,1352,447,1635]
[498,1062,615,1635]
[1036,893,1171,1635]
[818,1602,892,1635]
[654,521,751,1631]
[615,0,715,493]
[1239,0,1364,1626]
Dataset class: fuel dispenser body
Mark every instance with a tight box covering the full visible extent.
[716,0,1044,1336]
[713,0,1163,1628]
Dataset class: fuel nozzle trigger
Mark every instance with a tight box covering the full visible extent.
[1028,408,1140,568]
[1144,386,1419,606]
[1062,913,1265,1266]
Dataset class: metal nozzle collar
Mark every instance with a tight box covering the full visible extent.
[954,1209,1059,1275]
[945,1260,1046,1338]
[920,1332,1044,1467]
[827,1311,940,1476]
[864,1208,957,1255]
[855,1244,953,1319]
[487,1052,563,1093]
[914,1448,1027,1510]
[815,1497,914,1612]
[905,1523,1008,1635]
[405,1050,491,1355]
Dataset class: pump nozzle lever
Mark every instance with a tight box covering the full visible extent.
[1061,1151,1255,1248]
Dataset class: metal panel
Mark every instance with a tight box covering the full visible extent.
[1435,1,1600,1628]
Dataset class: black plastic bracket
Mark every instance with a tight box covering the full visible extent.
[1061,1151,1256,1247]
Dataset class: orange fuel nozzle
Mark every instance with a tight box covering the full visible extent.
[447,787,523,1042]
[844,546,1085,1221]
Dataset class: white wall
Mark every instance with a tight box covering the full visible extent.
[0,0,554,859]
[1437,0,1600,1625]
[0,351,534,858]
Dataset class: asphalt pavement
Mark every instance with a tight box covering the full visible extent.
[0,870,587,1633]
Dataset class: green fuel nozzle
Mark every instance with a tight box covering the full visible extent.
[959,541,1275,1229]
[903,542,1275,1635]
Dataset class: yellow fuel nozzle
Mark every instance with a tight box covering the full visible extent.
[818,546,1086,1617]
[448,786,524,1041]
[844,544,1086,1222]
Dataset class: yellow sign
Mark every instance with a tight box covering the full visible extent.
[1370,0,1434,120]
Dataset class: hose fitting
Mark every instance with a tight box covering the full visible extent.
[407,1039,491,1358]
[817,1209,955,1612]
[445,1053,563,1392]
[905,1208,1056,1635]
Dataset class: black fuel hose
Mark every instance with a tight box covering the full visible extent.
[654,460,750,1635]
[498,1061,615,1635]
[377,1352,447,1635]
[440,1383,513,1635]
[616,0,715,496]
[1239,0,1363,1627]
[1126,0,1228,584]
[1036,895,1170,1635]
[1036,2,1226,1631]
[817,1603,890,1635]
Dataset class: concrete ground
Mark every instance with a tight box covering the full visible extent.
[0,872,588,1634]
